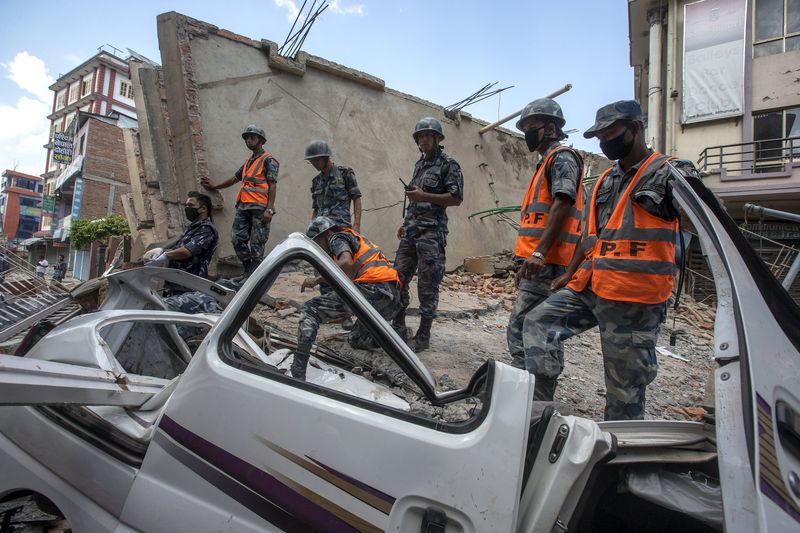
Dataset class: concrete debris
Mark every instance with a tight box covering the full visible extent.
[670,406,709,421]
[277,307,297,318]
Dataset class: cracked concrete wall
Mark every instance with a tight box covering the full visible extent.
[143,12,542,270]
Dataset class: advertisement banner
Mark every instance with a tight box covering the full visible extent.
[53,132,73,164]
[682,0,746,124]
[70,176,83,220]
[20,207,42,218]
[42,195,55,213]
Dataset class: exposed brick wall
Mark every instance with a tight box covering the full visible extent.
[77,180,117,219]
[83,119,129,184]
[78,118,131,219]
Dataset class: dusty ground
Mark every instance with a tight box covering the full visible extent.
[259,266,716,422]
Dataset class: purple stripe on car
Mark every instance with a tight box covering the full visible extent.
[306,455,396,506]
[760,477,800,524]
[159,415,359,533]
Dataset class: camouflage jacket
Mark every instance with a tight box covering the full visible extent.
[311,165,362,227]
[168,218,219,279]
[593,151,699,233]
[403,149,464,234]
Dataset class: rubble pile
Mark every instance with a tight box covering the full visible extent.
[441,253,518,311]
[259,252,719,422]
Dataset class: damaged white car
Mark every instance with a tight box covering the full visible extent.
[0,172,798,532]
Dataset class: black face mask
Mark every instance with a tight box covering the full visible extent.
[524,127,545,152]
[599,129,635,160]
[184,206,200,222]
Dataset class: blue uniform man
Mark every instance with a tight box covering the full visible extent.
[145,191,221,314]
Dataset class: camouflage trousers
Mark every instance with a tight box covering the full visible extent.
[506,265,565,369]
[393,228,446,319]
[291,281,401,379]
[522,287,666,420]
[164,291,223,338]
[232,207,270,264]
[164,291,223,314]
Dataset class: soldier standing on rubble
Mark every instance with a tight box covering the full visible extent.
[201,125,278,278]
[391,117,464,352]
[523,100,699,420]
[507,98,584,371]
[291,216,402,380]
[305,140,362,231]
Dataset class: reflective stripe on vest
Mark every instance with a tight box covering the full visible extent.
[514,145,584,266]
[567,152,678,304]
[341,229,400,285]
[236,152,274,206]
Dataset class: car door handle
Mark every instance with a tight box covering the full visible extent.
[776,400,800,458]
[420,507,447,533]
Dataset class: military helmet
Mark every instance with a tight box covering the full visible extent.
[241,124,267,142]
[304,140,332,160]
[412,117,445,141]
[306,216,338,241]
[516,98,566,131]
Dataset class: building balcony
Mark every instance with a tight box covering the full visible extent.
[698,136,800,179]
[48,93,99,121]
[697,136,800,217]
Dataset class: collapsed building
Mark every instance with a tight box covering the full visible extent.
[122,12,601,273]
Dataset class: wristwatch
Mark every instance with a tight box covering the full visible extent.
[531,251,546,261]
[265,207,276,215]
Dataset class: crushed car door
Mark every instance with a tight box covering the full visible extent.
[119,234,533,533]
[673,174,800,532]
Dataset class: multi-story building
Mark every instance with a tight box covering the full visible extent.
[0,170,43,241]
[628,0,800,298]
[39,46,139,240]
[628,0,799,216]
[43,111,134,243]
[43,46,136,180]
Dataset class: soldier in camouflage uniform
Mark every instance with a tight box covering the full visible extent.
[305,140,362,230]
[392,117,464,352]
[291,217,402,380]
[523,100,698,420]
[507,98,584,370]
[304,140,363,329]
[201,125,279,277]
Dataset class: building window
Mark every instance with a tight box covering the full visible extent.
[754,0,800,57]
[753,106,800,171]
[56,92,66,109]
[68,84,79,103]
[16,179,39,192]
[119,80,133,99]
[51,123,61,137]
[81,78,92,97]
[19,196,39,208]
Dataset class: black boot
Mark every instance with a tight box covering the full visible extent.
[411,317,433,352]
[392,309,410,341]
[290,352,309,381]
[533,376,557,401]
[245,258,260,277]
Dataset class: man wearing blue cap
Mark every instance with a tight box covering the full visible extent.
[522,100,700,420]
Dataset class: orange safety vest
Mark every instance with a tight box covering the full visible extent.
[341,229,401,285]
[568,152,677,304]
[514,145,584,265]
[236,151,276,206]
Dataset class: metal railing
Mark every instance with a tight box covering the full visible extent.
[697,135,800,175]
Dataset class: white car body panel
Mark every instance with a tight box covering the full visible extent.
[0,170,798,531]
